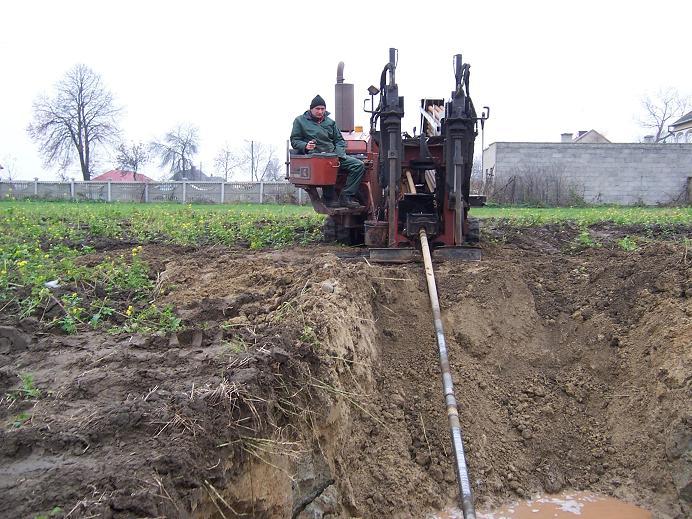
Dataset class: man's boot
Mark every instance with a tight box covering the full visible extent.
[325,197,340,208]
[339,194,362,209]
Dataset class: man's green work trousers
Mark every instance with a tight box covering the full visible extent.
[339,156,365,197]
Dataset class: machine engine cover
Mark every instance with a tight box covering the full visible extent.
[289,153,339,186]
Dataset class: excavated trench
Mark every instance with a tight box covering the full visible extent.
[0,224,690,519]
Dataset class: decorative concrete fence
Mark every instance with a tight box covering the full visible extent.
[0,181,310,205]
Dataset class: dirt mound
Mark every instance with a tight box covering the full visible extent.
[1,225,690,518]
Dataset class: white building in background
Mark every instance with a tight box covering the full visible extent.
[658,111,692,143]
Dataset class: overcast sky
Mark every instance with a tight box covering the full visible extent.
[1,0,690,181]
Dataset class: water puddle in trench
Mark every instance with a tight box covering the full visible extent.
[434,491,651,519]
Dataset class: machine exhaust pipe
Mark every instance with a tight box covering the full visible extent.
[335,61,354,132]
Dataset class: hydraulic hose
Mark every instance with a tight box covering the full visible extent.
[419,229,476,519]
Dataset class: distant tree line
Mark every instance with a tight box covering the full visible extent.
[23,63,691,182]
[26,64,282,181]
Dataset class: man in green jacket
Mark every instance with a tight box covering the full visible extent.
[290,95,364,209]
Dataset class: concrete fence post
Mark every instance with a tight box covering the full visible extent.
[298,187,302,205]
[144,183,149,203]
[107,181,112,202]
[259,181,264,204]
[182,181,187,204]
[34,180,38,196]
[70,180,75,200]
[220,182,225,204]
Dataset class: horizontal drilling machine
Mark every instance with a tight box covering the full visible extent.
[289,48,488,517]
[287,47,489,262]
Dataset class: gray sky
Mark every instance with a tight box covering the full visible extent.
[1,0,690,181]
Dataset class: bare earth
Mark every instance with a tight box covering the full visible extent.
[1,223,690,519]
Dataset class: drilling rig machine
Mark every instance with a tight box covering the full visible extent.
[287,47,489,262]
[288,48,489,519]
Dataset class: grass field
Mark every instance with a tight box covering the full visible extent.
[476,205,692,226]
[1,200,690,245]
[1,200,689,335]
[0,202,323,333]
[0,201,322,248]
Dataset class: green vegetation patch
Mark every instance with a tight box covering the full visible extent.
[0,201,324,333]
[2,200,689,332]
[0,201,324,248]
[475,205,692,227]
[7,373,41,401]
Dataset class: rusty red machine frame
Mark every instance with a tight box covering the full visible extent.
[287,48,488,261]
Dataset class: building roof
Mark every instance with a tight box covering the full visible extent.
[92,170,154,182]
[670,110,692,127]
[171,166,213,181]
[572,129,611,143]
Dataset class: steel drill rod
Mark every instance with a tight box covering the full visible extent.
[419,229,476,519]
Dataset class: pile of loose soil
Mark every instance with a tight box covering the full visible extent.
[0,223,689,519]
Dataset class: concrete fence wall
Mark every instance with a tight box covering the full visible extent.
[0,181,309,205]
[482,142,692,205]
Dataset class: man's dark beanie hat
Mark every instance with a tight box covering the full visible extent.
[310,95,326,109]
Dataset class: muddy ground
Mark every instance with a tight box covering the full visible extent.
[0,223,690,518]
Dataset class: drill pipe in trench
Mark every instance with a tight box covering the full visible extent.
[419,228,476,519]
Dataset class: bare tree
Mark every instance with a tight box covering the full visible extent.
[210,141,283,182]
[262,157,284,182]
[488,163,585,206]
[151,125,199,176]
[0,156,17,182]
[115,141,150,177]
[56,170,71,182]
[214,144,244,181]
[27,64,121,180]
[241,140,280,181]
[639,88,690,142]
